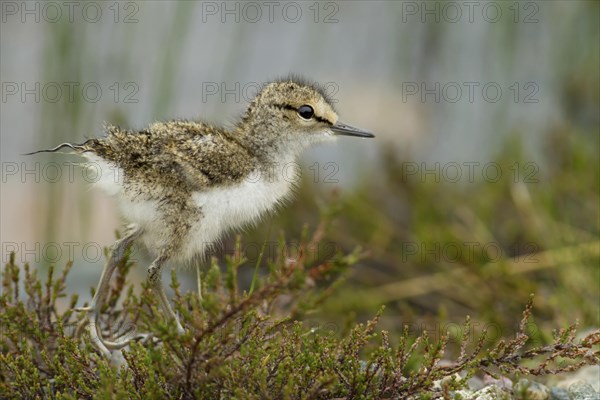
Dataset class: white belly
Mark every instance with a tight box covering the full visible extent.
[181,173,293,262]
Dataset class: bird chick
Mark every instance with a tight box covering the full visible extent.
[27,77,374,357]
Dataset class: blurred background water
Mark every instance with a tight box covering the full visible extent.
[1,1,598,331]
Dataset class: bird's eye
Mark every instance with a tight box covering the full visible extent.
[297,105,314,120]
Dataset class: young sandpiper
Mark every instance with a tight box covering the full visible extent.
[27,77,374,357]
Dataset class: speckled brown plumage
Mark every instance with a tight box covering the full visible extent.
[87,121,256,195]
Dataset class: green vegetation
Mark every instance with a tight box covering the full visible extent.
[1,133,599,399]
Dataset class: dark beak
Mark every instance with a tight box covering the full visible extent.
[331,121,375,138]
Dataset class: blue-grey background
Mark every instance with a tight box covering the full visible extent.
[1,1,598,306]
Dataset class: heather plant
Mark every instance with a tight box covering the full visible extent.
[1,221,598,399]
[2,134,598,399]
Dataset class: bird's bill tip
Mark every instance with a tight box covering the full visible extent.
[331,122,375,138]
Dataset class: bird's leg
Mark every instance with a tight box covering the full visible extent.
[148,256,185,335]
[75,227,142,355]
[196,264,203,301]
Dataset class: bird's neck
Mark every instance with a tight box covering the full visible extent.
[233,121,303,166]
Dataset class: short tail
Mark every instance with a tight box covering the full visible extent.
[22,140,94,156]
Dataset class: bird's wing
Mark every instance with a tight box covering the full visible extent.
[79,121,216,191]
[148,120,256,190]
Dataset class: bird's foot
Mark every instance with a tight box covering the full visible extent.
[74,306,150,358]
